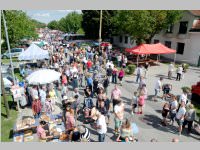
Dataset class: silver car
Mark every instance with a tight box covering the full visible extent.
[1,48,24,59]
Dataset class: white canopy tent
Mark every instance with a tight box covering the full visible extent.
[18,43,49,61]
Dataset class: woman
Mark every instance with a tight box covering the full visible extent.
[161,102,170,126]
[139,84,148,100]
[118,68,125,86]
[65,107,75,135]
[37,120,53,142]
[48,85,56,111]
[137,93,145,114]
[183,104,196,134]
[44,95,53,116]
[32,95,42,119]
[61,72,68,86]
[72,73,79,90]
[116,119,134,142]
[169,95,178,125]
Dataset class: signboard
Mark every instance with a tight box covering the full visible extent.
[11,85,22,100]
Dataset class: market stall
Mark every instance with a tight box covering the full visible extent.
[13,113,67,142]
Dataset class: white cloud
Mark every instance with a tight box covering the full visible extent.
[56,10,70,13]
[33,13,50,17]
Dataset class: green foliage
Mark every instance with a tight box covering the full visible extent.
[1,10,38,50]
[112,10,183,45]
[82,10,116,40]
[125,64,136,75]
[47,20,59,30]
[57,11,83,33]
[181,86,191,93]
[31,19,46,28]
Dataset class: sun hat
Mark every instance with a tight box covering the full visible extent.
[62,95,68,100]
[34,95,39,99]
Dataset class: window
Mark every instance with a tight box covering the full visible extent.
[119,36,123,43]
[179,21,188,34]
[176,42,185,54]
[166,24,173,33]
[125,36,128,44]
[154,39,159,44]
[165,41,171,48]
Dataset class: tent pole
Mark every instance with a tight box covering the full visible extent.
[137,54,139,67]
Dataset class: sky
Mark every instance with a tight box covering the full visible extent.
[25,10,82,24]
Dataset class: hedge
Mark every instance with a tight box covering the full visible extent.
[125,64,136,75]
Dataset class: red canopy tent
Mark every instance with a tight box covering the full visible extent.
[125,43,176,66]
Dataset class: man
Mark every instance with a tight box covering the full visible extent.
[86,59,93,72]
[176,65,183,81]
[111,85,121,111]
[117,54,122,68]
[168,62,174,79]
[94,111,107,142]
[114,100,124,135]
[138,76,146,91]
[176,101,186,136]
[39,85,47,112]
[154,77,163,101]
[136,65,143,83]
[107,65,113,83]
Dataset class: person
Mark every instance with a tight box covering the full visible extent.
[176,65,183,81]
[118,68,125,86]
[112,66,118,84]
[44,95,53,116]
[114,100,125,135]
[103,76,109,95]
[111,85,121,111]
[65,107,75,135]
[140,84,148,100]
[137,93,145,114]
[30,85,39,105]
[179,90,188,105]
[72,88,80,98]
[138,76,146,91]
[39,85,47,113]
[169,95,178,125]
[117,54,122,67]
[153,77,163,101]
[116,119,134,142]
[107,65,113,83]
[61,84,68,98]
[183,104,196,134]
[144,62,149,79]
[176,101,186,136]
[161,102,170,126]
[93,77,99,97]
[72,73,79,90]
[93,111,107,142]
[102,95,111,124]
[168,62,174,79]
[37,120,53,142]
[32,95,42,119]
[136,65,143,83]
[162,84,172,100]
[86,59,93,72]
[86,74,93,92]
[61,72,68,86]
[131,91,138,114]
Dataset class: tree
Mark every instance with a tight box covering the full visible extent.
[47,20,58,30]
[1,10,38,50]
[58,11,82,33]
[112,10,183,44]
[32,19,46,28]
[82,10,116,40]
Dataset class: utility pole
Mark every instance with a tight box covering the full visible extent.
[1,74,10,118]
[99,10,103,51]
[2,10,16,84]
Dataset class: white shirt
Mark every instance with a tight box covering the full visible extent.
[132,96,138,104]
[70,67,78,74]
[106,62,111,69]
[114,103,124,120]
[136,67,143,75]
[176,107,186,120]
[177,67,183,74]
[168,64,174,72]
[97,115,107,134]
[170,100,178,113]
[179,93,187,104]
[154,80,162,90]
[117,55,122,61]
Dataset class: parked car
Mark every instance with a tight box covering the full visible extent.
[191,81,200,104]
[1,48,24,59]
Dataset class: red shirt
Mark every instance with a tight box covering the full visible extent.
[32,100,42,113]
[87,61,92,69]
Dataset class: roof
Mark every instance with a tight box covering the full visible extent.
[189,10,200,17]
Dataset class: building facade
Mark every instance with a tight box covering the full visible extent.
[112,11,200,66]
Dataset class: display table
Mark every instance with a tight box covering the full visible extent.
[13,113,66,142]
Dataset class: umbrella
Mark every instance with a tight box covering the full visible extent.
[3,78,12,88]
[131,123,139,134]
[26,69,61,85]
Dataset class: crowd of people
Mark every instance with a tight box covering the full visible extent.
[10,29,199,142]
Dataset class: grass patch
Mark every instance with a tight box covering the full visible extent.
[1,95,18,142]
[14,72,23,82]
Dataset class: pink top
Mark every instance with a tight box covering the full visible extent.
[65,112,75,130]
[111,88,121,100]
[118,70,125,77]
[138,95,145,106]
[37,126,46,139]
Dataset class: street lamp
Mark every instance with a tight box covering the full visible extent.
[99,10,103,51]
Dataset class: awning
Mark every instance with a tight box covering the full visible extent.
[125,43,176,55]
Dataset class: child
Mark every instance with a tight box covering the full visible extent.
[45,95,53,116]
[137,93,145,114]
[131,92,138,114]
[161,103,170,126]
[32,95,42,119]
